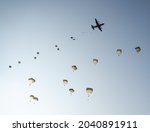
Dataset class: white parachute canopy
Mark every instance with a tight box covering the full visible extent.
[34,97,39,102]
[28,78,36,86]
[86,87,93,97]
[93,59,98,65]
[29,95,39,104]
[72,65,77,72]
[135,46,141,53]
[116,49,122,56]
[69,88,75,95]
[63,79,68,86]
[29,95,34,102]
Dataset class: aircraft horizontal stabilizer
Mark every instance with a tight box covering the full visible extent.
[91,25,95,30]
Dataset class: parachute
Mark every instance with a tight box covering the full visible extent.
[63,79,68,86]
[93,59,98,65]
[116,49,122,56]
[54,45,60,51]
[135,46,141,53]
[29,95,34,102]
[28,78,36,86]
[34,97,39,102]
[29,95,39,104]
[69,88,75,95]
[72,65,77,72]
[70,36,75,40]
[86,87,93,97]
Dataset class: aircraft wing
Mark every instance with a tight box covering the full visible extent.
[98,26,102,31]
[95,18,100,26]
[100,23,104,26]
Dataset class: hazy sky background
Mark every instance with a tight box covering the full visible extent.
[0,0,150,114]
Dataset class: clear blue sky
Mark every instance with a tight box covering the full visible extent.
[0,0,150,114]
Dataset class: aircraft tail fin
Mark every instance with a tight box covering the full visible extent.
[91,25,95,30]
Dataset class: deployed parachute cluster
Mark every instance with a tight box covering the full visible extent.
[63,78,94,98]
[8,60,21,69]
[70,36,76,40]
[8,51,40,69]
[63,62,96,98]
[61,46,141,98]
[8,52,40,104]
[7,45,142,103]
[34,52,40,59]
[7,19,142,105]
[28,78,39,104]
[55,45,60,51]
[116,46,141,56]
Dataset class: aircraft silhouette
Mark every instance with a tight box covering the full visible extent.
[91,18,104,31]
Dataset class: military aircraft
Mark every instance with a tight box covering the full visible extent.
[91,18,104,31]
